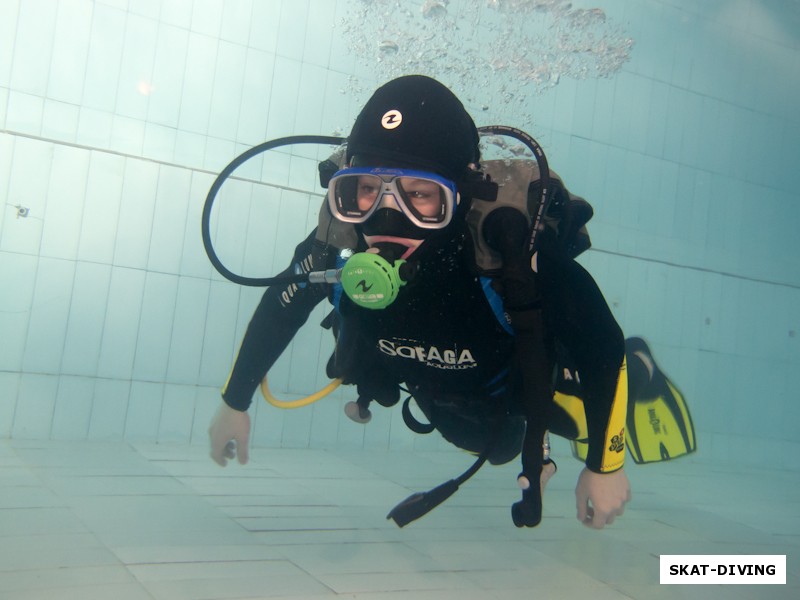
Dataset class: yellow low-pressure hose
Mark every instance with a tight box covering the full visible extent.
[261,376,342,409]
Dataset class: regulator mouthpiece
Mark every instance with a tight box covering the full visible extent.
[340,251,408,309]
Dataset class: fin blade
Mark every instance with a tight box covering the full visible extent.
[627,380,696,464]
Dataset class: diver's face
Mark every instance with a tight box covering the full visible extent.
[333,156,460,260]
[358,175,453,260]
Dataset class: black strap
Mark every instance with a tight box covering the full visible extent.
[401,396,435,434]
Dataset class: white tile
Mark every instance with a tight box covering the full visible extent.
[124,381,164,440]
[110,115,146,156]
[302,0,336,68]
[0,565,135,594]
[96,267,146,380]
[87,378,130,440]
[132,272,178,381]
[248,0,280,54]
[5,90,44,136]
[5,441,800,598]
[113,158,159,269]
[207,41,247,140]
[142,122,176,162]
[3,136,52,251]
[12,374,59,439]
[40,145,90,259]
[76,106,113,150]
[0,533,119,572]
[0,1,20,88]
[44,474,187,500]
[0,139,11,234]
[191,0,224,38]
[0,582,155,600]
[138,570,329,600]
[196,282,238,387]
[219,0,252,43]
[147,165,191,274]
[50,375,94,440]
[190,386,223,444]
[47,0,93,105]
[275,0,308,62]
[147,24,188,128]
[60,262,112,377]
[78,151,125,264]
[178,32,217,135]
[315,569,484,596]
[22,257,75,373]
[82,3,125,112]
[165,277,209,384]
[202,135,236,172]
[216,178,266,276]
[0,507,88,536]
[236,47,275,145]
[0,481,61,509]
[265,56,302,140]
[114,13,156,120]
[158,384,195,443]
[9,0,56,96]
[160,0,193,29]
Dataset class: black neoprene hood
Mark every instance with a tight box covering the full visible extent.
[346,75,480,181]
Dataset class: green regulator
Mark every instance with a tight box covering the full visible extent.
[306,250,409,310]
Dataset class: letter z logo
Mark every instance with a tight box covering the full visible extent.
[356,280,373,292]
[381,110,402,129]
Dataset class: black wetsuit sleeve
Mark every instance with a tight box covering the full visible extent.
[221,229,334,411]
[537,242,626,473]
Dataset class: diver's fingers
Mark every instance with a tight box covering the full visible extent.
[208,401,252,467]
[576,490,590,523]
[236,432,250,465]
[223,441,236,459]
[209,444,228,467]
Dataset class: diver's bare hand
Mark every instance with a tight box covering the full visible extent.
[575,467,630,529]
[208,401,251,466]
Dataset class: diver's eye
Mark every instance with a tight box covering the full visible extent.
[356,175,381,210]
[399,178,444,217]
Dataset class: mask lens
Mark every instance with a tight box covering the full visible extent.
[331,174,382,220]
[397,177,448,224]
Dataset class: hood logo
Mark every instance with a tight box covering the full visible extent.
[381,110,402,129]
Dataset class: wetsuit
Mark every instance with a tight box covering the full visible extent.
[222,201,628,476]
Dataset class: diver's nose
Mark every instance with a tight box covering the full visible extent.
[376,192,403,213]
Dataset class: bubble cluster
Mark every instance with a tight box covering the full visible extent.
[337,0,633,126]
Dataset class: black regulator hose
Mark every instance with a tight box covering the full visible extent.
[477,125,551,252]
[201,135,344,287]
[202,129,549,286]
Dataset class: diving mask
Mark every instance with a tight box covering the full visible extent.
[327,167,459,230]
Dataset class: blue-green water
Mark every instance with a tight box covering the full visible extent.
[1,0,798,466]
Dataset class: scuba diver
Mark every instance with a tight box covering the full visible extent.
[207,75,695,529]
